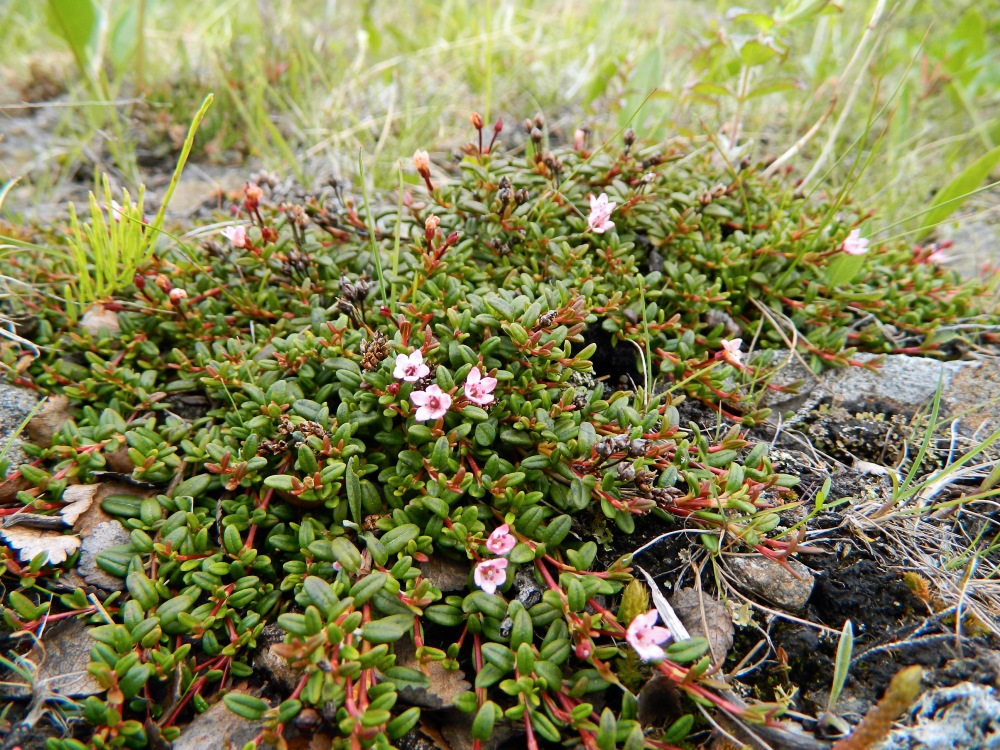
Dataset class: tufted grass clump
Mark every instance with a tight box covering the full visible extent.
[0,118,995,749]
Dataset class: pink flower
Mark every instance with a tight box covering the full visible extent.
[464,367,498,406]
[928,247,948,264]
[473,558,508,595]
[626,610,671,662]
[720,338,743,367]
[222,225,248,249]
[394,351,430,382]
[841,229,869,256]
[486,524,516,556]
[587,193,616,234]
[410,384,452,421]
[168,288,188,302]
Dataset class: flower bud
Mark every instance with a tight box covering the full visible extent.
[169,288,188,303]
[471,112,484,129]
[530,127,543,145]
[155,274,172,293]
[425,215,440,233]
[573,128,586,150]
[624,128,636,147]
[413,149,430,176]
[244,182,264,212]
[492,117,503,134]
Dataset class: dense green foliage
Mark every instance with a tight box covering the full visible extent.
[1,124,995,749]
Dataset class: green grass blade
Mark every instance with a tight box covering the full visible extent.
[916,145,1000,241]
[827,618,854,715]
[358,149,387,303]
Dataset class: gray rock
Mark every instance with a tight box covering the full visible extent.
[78,521,131,590]
[253,623,299,692]
[758,352,970,414]
[756,351,999,438]
[0,382,41,474]
[171,692,265,750]
[725,554,815,612]
[880,682,1000,750]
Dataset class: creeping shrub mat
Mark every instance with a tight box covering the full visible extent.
[1,117,999,749]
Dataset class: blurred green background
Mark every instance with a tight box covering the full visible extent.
[1,0,999,242]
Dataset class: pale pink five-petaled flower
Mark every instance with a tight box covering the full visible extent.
[587,193,616,234]
[474,558,509,595]
[410,384,452,421]
[928,247,948,264]
[394,350,430,382]
[720,338,743,367]
[626,609,671,662]
[841,229,869,256]
[464,366,498,406]
[486,524,516,556]
[222,225,249,249]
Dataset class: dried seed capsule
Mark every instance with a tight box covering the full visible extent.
[628,439,648,457]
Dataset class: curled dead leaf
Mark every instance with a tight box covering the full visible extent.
[0,473,32,503]
[24,394,72,448]
[79,305,121,337]
[0,526,81,565]
[668,587,734,666]
[636,674,685,728]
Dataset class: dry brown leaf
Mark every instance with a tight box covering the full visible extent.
[79,305,120,337]
[420,555,470,592]
[668,587,734,666]
[0,473,32,503]
[307,734,337,750]
[60,497,94,525]
[58,484,99,525]
[0,619,102,700]
[62,483,99,504]
[103,445,135,473]
[636,674,684,728]
[0,526,81,565]
[24,394,71,448]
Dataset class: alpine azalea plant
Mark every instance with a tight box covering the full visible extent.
[221,224,248,248]
[485,524,516,556]
[720,338,743,367]
[626,610,672,662]
[473,558,509,596]
[3,109,993,750]
[841,228,870,255]
[463,366,497,405]
[393,350,430,381]
[587,192,616,233]
[409,383,452,420]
